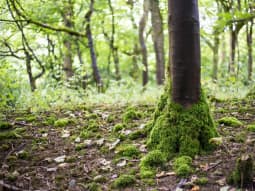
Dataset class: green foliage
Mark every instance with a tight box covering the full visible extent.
[173,156,193,177]
[113,175,136,188]
[116,144,140,158]
[86,182,102,191]
[218,117,243,127]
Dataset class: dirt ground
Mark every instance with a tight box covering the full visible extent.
[0,99,255,191]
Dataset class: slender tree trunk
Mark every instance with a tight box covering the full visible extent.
[127,0,140,80]
[212,32,220,81]
[62,0,74,79]
[25,51,36,91]
[229,27,237,74]
[150,0,165,85]
[247,20,253,81]
[85,0,103,90]
[169,0,201,107]
[108,0,120,80]
[139,0,149,86]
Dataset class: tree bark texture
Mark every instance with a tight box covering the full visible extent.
[247,20,253,81]
[25,51,36,91]
[62,0,74,79]
[85,0,103,89]
[169,0,201,107]
[150,0,165,85]
[139,0,149,86]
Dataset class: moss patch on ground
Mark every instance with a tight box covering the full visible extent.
[218,117,243,127]
[147,87,218,159]
[116,144,140,158]
[113,174,136,189]
[173,156,193,177]
[139,150,166,178]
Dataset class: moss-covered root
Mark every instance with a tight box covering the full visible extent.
[227,154,253,188]
[147,91,218,159]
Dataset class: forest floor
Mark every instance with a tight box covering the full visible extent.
[0,98,255,191]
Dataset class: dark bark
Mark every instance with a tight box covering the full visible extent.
[139,0,149,86]
[247,20,253,81]
[150,0,165,85]
[169,0,201,107]
[25,51,36,91]
[229,27,237,74]
[85,0,103,90]
[62,1,74,79]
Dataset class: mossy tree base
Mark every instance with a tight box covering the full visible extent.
[147,87,218,159]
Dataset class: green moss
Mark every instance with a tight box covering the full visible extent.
[227,154,253,187]
[0,128,25,140]
[17,150,30,160]
[106,114,115,123]
[247,124,255,132]
[0,144,10,151]
[43,115,57,125]
[122,107,142,123]
[234,131,246,143]
[54,118,71,127]
[112,123,125,132]
[116,144,140,158]
[139,150,166,179]
[173,156,193,177]
[86,182,102,191]
[218,117,243,127]
[194,177,208,185]
[128,129,146,140]
[0,121,12,130]
[140,150,166,168]
[80,129,92,139]
[26,115,37,122]
[75,143,85,151]
[87,120,99,132]
[113,175,136,188]
[147,87,218,159]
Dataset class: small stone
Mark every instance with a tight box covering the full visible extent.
[84,139,93,147]
[42,133,48,137]
[44,157,53,163]
[220,186,230,191]
[122,129,132,135]
[112,174,118,179]
[74,137,81,143]
[99,158,111,166]
[61,130,70,138]
[139,144,147,153]
[109,139,120,150]
[54,155,66,163]
[138,124,145,129]
[58,163,69,168]
[116,160,127,167]
[96,138,105,146]
[47,167,57,172]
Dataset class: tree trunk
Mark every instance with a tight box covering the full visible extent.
[62,0,74,79]
[229,27,237,74]
[139,0,149,86]
[25,51,36,91]
[247,20,253,81]
[169,0,201,107]
[212,32,220,81]
[150,0,165,85]
[85,0,103,90]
